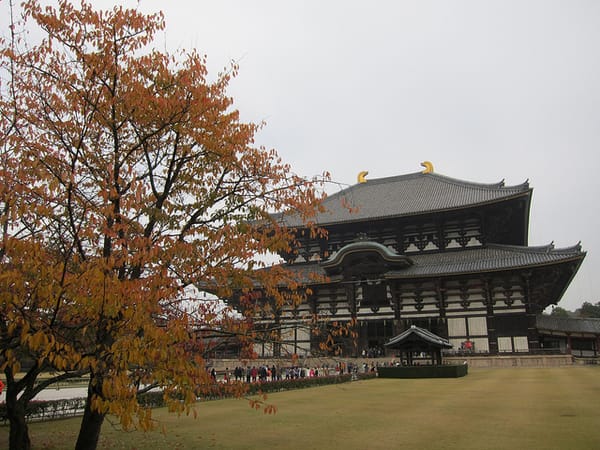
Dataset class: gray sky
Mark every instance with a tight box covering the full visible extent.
[6,1,600,310]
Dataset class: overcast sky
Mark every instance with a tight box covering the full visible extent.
[5,1,600,311]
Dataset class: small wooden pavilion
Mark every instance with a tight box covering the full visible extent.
[385,325,453,365]
[380,325,467,378]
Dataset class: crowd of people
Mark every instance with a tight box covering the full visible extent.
[208,359,395,384]
[361,346,385,358]
[223,365,324,383]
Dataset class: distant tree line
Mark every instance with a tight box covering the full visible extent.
[548,301,600,319]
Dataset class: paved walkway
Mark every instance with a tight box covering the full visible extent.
[0,386,87,402]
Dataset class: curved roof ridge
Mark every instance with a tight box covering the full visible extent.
[323,171,530,207]
[333,171,529,193]
[328,239,394,254]
[321,239,413,273]
[430,174,529,191]
[323,171,423,200]
[487,242,555,253]
[424,172,529,191]
[487,242,585,254]
[385,325,453,348]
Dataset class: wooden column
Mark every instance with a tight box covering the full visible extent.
[484,278,498,355]
[522,273,539,351]
[390,281,403,335]
[306,293,318,357]
[345,283,359,357]
[435,280,448,338]
[345,283,356,317]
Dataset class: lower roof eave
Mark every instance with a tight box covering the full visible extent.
[298,259,583,287]
[382,257,586,281]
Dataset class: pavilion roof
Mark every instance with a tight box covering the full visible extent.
[385,325,453,350]
[275,171,530,227]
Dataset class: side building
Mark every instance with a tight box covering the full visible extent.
[230,164,585,358]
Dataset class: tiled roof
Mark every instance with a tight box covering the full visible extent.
[385,325,453,349]
[536,315,600,334]
[277,171,531,227]
[277,243,584,283]
[387,243,584,278]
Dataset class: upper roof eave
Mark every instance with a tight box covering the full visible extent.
[313,191,532,228]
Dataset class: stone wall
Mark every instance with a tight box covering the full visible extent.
[445,354,573,368]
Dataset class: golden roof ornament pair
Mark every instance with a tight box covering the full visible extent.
[357,161,433,183]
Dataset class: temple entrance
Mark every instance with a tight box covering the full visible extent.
[360,319,394,357]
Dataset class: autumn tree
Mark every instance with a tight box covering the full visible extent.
[0,4,86,448]
[0,1,326,449]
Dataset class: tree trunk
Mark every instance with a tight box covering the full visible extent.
[74,377,106,450]
[8,415,31,450]
[6,393,31,450]
[75,404,105,450]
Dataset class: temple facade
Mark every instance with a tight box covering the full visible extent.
[239,164,586,358]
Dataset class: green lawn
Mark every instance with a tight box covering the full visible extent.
[2,366,600,449]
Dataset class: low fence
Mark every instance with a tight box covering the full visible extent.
[0,398,86,424]
[445,354,573,368]
[572,356,599,365]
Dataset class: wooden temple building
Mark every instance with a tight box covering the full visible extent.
[234,163,586,358]
[536,315,600,357]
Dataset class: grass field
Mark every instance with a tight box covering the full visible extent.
[1,366,600,449]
